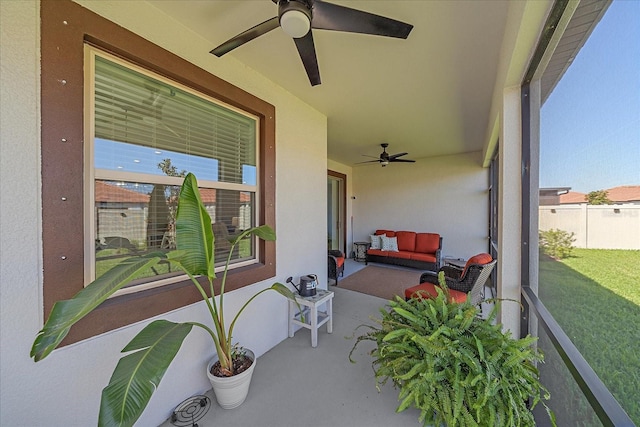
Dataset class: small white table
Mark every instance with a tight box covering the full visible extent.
[288,289,334,347]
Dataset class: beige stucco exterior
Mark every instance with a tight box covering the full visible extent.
[1,1,548,425]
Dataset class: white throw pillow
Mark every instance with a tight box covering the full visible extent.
[380,235,399,252]
[369,234,381,249]
[389,236,399,252]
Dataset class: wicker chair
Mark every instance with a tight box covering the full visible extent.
[328,250,345,286]
[413,254,497,306]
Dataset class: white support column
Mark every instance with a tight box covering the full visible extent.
[498,86,522,332]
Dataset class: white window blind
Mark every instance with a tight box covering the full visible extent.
[94,55,257,184]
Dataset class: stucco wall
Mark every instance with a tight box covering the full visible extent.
[352,152,490,261]
[0,1,326,426]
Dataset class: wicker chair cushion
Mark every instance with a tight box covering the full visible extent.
[462,253,493,276]
[328,251,345,285]
[396,231,417,252]
[404,282,467,303]
[415,233,441,253]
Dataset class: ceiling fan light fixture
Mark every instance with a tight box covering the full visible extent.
[381,160,389,167]
[279,1,311,38]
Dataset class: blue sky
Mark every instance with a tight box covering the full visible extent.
[540,0,640,193]
[95,139,257,187]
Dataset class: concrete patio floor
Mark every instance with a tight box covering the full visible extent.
[160,259,425,427]
[159,259,494,426]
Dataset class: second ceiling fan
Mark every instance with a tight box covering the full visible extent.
[358,143,415,167]
[210,0,413,86]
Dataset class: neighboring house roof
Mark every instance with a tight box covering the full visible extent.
[539,187,572,206]
[199,188,251,204]
[95,181,149,203]
[606,185,640,203]
[95,182,251,205]
[559,191,586,204]
[200,189,217,204]
[539,187,571,197]
[558,186,640,204]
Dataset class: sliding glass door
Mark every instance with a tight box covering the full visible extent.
[327,171,346,254]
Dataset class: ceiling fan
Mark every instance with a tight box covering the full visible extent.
[210,0,413,86]
[118,85,181,138]
[357,143,415,167]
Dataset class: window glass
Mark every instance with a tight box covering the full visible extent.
[538,2,640,423]
[90,50,258,288]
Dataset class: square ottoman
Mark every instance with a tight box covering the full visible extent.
[404,282,468,303]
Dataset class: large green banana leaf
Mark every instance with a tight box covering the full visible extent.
[175,173,214,278]
[99,320,193,427]
[30,254,164,361]
[228,224,276,245]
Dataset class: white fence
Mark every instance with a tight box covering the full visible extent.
[539,204,640,250]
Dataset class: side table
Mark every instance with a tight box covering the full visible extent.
[353,241,370,262]
[442,257,466,269]
[288,289,334,347]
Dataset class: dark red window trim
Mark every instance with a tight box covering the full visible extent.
[41,0,276,345]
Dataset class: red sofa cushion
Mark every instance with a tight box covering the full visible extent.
[415,233,440,254]
[461,253,493,276]
[396,231,416,252]
[404,282,467,303]
[367,248,388,257]
[392,251,413,260]
[409,252,436,263]
[375,229,396,237]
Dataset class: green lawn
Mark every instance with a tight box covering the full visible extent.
[538,248,640,425]
[95,238,252,282]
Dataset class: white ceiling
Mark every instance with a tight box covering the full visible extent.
[147,0,511,166]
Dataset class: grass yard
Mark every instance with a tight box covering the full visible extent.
[538,248,640,425]
[95,239,253,282]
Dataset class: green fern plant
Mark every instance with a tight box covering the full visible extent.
[350,274,555,426]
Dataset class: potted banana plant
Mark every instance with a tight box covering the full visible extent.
[31,173,299,426]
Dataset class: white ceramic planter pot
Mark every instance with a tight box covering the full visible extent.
[206,349,256,409]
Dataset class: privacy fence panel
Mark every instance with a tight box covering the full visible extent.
[539,205,640,249]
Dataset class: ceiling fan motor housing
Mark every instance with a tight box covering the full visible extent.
[380,144,390,160]
[279,0,312,38]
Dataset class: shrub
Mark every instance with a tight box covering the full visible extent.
[539,228,576,259]
[586,190,611,205]
[350,276,555,427]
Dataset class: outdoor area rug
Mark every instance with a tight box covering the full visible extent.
[338,265,423,301]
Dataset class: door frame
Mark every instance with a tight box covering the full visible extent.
[327,169,347,255]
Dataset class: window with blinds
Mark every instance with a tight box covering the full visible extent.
[87,47,259,291]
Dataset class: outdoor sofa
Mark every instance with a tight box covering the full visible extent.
[366,229,442,271]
